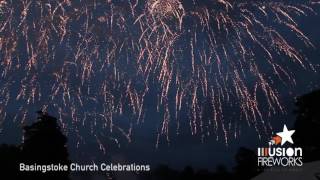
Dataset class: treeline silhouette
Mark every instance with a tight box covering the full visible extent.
[138,147,261,180]
[0,89,320,180]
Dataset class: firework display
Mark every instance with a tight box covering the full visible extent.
[0,0,319,148]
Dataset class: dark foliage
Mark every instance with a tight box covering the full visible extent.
[293,89,320,162]
[0,112,71,180]
[138,147,260,180]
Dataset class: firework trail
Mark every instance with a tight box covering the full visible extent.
[0,0,319,148]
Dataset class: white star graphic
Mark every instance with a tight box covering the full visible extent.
[276,125,295,145]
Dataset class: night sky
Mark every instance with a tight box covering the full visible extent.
[0,0,320,173]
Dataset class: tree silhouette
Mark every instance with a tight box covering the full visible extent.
[21,112,71,180]
[0,112,71,180]
[293,89,320,162]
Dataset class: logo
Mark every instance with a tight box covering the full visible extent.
[257,125,303,167]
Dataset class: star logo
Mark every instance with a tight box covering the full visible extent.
[276,124,295,145]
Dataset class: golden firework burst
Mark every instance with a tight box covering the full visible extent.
[147,0,184,19]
